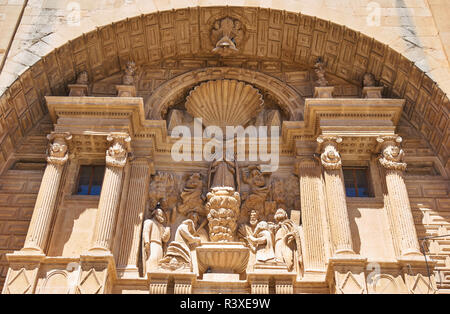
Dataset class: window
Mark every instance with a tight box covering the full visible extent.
[76,165,105,196]
[343,167,371,197]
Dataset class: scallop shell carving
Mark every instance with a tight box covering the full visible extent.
[185,80,264,128]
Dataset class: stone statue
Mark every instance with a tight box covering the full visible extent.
[178,173,206,216]
[363,73,376,87]
[160,212,202,271]
[238,209,259,244]
[247,221,276,263]
[241,166,270,219]
[274,208,302,272]
[208,159,240,192]
[211,17,245,56]
[142,204,171,274]
[314,57,328,87]
[76,71,89,85]
[122,60,136,85]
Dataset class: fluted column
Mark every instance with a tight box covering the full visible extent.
[377,136,421,257]
[90,133,131,253]
[117,157,152,269]
[22,132,72,253]
[298,157,327,271]
[317,135,355,256]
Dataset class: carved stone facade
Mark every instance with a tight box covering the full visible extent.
[0,5,448,295]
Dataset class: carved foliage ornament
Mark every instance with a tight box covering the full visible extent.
[317,136,343,170]
[47,132,72,165]
[377,136,407,171]
[105,133,131,168]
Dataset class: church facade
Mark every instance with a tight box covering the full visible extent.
[0,3,449,294]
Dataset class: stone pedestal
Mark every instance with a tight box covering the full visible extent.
[116,85,137,97]
[68,84,89,96]
[1,253,45,294]
[362,86,384,98]
[314,86,335,98]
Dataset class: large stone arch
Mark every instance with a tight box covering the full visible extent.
[0,5,448,172]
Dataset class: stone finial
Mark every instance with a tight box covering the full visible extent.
[376,136,407,171]
[76,71,89,85]
[362,73,384,98]
[123,60,137,85]
[314,57,328,87]
[317,135,343,170]
[105,133,131,168]
[46,132,72,165]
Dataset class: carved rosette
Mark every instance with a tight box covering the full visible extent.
[377,136,407,171]
[206,187,241,242]
[317,136,343,170]
[105,134,131,168]
[46,133,72,165]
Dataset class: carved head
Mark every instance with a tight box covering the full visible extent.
[187,211,200,226]
[249,210,259,227]
[107,142,127,159]
[49,139,68,158]
[249,167,265,187]
[274,208,288,222]
[154,208,167,224]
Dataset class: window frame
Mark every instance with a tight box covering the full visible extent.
[75,164,105,196]
[343,166,373,198]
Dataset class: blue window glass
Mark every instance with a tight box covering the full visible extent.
[77,166,105,196]
[343,168,371,198]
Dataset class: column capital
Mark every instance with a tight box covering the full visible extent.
[105,133,131,168]
[296,156,320,170]
[376,135,407,171]
[46,132,72,165]
[317,135,343,170]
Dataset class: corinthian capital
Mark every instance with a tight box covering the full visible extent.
[377,136,407,171]
[317,135,343,170]
[105,133,131,168]
[46,132,72,165]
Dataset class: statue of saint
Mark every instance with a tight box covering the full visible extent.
[238,209,259,246]
[160,212,202,271]
[274,208,302,272]
[247,221,276,264]
[241,166,270,218]
[142,204,171,274]
[208,158,240,192]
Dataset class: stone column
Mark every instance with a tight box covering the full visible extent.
[22,132,72,253]
[298,157,327,272]
[377,136,421,257]
[317,135,355,256]
[90,133,131,253]
[117,157,152,272]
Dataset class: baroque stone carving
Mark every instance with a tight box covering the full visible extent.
[159,212,202,271]
[211,17,245,57]
[206,187,241,242]
[208,159,240,191]
[274,209,303,272]
[105,133,131,168]
[317,136,343,170]
[178,173,206,216]
[46,132,72,165]
[148,172,178,212]
[247,221,276,264]
[142,205,171,275]
[122,60,137,85]
[314,57,328,87]
[185,80,264,128]
[76,71,89,85]
[377,136,407,171]
[363,73,376,87]
[241,166,270,220]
